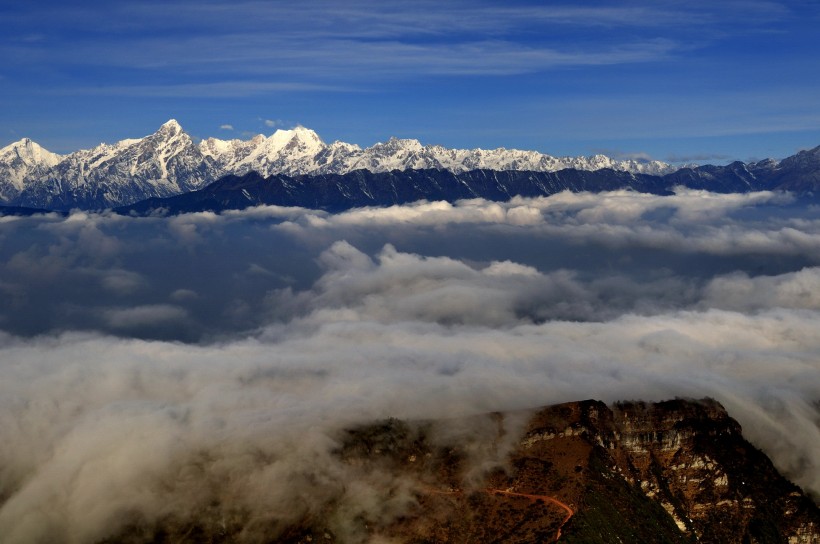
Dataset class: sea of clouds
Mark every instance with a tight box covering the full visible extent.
[0,189,818,542]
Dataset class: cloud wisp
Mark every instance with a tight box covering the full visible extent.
[4,1,790,89]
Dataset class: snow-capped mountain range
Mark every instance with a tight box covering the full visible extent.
[197,123,674,178]
[0,120,677,209]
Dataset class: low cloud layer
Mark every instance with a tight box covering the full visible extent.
[1,190,818,542]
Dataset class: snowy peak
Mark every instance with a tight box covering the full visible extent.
[199,134,264,164]
[284,125,324,143]
[266,126,325,155]
[190,123,678,178]
[204,126,330,177]
[145,119,191,149]
[62,120,198,183]
[375,136,425,153]
[0,138,62,197]
[160,118,182,131]
[1,120,685,209]
[7,120,220,209]
[0,137,62,167]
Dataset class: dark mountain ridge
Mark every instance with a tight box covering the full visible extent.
[116,167,671,216]
[115,144,820,216]
[0,204,65,217]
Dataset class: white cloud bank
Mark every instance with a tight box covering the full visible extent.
[0,190,818,542]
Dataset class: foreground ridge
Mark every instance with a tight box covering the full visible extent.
[98,398,818,543]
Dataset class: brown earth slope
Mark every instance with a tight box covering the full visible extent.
[103,398,818,543]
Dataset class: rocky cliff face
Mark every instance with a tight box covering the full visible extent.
[525,399,819,543]
[100,399,818,543]
[610,399,812,542]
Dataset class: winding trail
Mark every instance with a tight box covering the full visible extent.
[486,489,574,541]
[424,486,575,542]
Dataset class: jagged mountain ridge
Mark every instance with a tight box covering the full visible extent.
[116,153,820,216]
[98,398,819,543]
[1,120,677,209]
[663,145,820,194]
[198,126,674,178]
[4,120,819,211]
[7,121,222,210]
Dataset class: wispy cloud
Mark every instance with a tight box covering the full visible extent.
[104,304,188,330]
[592,149,657,162]
[4,1,783,82]
[9,33,682,79]
[519,88,820,149]
[45,81,348,98]
[666,153,731,163]
[26,1,789,40]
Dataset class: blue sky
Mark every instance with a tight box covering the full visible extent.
[2,0,819,163]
